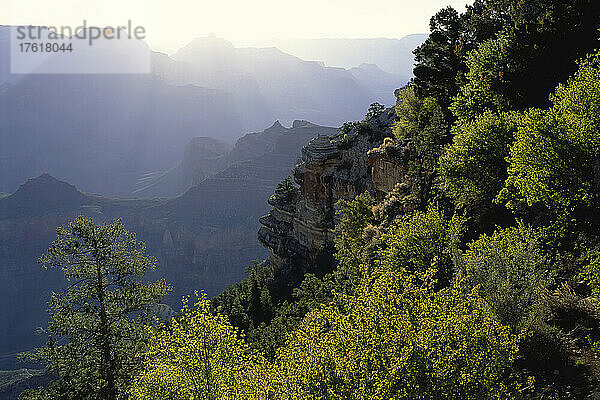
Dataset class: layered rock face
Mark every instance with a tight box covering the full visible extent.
[367,147,410,200]
[258,108,397,271]
[133,120,337,197]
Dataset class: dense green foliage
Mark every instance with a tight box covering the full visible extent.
[378,205,463,285]
[391,87,449,209]
[439,111,518,215]
[332,192,374,282]
[131,293,269,400]
[273,269,521,400]
[457,223,552,330]
[133,242,524,400]
[500,51,600,226]
[414,0,600,121]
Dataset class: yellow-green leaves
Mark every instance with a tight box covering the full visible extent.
[131,267,519,400]
[457,223,553,331]
[131,293,271,400]
[451,33,517,121]
[334,192,375,282]
[499,50,600,222]
[274,269,519,400]
[439,111,519,212]
[378,205,465,285]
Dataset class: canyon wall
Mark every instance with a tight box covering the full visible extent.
[258,108,400,272]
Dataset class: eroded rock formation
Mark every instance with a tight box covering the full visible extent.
[258,108,397,271]
[367,152,409,200]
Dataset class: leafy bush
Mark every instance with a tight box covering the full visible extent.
[456,223,553,330]
[274,269,521,400]
[440,111,518,212]
[378,205,465,286]
[394,86,449,165]
[365,102,385,120]
[333,192,375,285]
[131,293,271,400]
[499,50,600,225]
[451,32,517,121]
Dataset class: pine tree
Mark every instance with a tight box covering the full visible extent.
[20,217,170,400]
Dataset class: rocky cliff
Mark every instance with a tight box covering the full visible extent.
[258,108,397,272]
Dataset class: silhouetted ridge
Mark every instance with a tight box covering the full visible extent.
[266,120,285,131]
[0,173,86,217]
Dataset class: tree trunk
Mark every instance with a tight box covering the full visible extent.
[95,244,116,400]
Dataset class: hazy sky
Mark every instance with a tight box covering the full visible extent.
[0,0,467,53]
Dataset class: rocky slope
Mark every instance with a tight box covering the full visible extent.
[271,35,428,76]
[0,370,53,400]
[161,35,406,130]
[133,137,233,197]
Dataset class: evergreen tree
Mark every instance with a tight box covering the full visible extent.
[20,217,169,400]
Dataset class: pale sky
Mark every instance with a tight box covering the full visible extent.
[0,0,467,53]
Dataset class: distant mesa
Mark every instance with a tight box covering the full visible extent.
[171,34,235,63]
[133,136,232,197]
[271,35,428,75]
[184,34,234,49]
[267,120,317,131]
[292,120,317,128]
[184,137,232,160]
[133,120,338,198]
[13,173,83,200]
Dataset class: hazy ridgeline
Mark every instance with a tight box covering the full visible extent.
[0,28,415,196]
